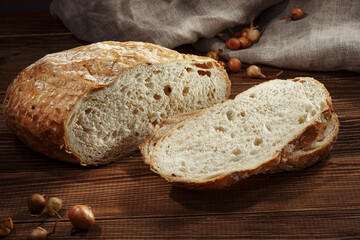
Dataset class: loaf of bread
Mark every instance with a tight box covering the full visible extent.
[141,78,337,189]
[4,41,230,166]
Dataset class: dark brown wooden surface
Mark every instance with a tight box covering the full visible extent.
[0,10,360,240]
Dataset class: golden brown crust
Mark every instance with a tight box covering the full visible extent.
[170,154,281,190]
[4,41,230,165]
[268,113,339,173]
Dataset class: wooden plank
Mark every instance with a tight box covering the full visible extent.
[5,209,360,239]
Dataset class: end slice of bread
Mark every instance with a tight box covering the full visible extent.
[143,77,335,189]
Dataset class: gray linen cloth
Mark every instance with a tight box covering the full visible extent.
[50,0,360,72]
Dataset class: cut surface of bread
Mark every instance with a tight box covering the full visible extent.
[140,110,202,164]
[4,41,230,165]
[145,78,334,188]
[141,107,339,175]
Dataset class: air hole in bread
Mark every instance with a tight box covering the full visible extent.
[186,67,194,72]
[214,126,226,132]
[134,132,140,137]
[160,113,165,118]
[151,120,159,127]
[112,131,118,138]
[145,82,154,89]
[240,112,246,117]
[182,87,189,96]
[265,124,272,132]
[85,108,91,115]
[139,106,145,112]
[145,77,151,82]
[226,110,234,121]
[135,73,141,79]
[198,70,211,77]
[194,62,212,69]
[231,132,235,138]
[164,85,172,96]
[311,109,317,116]
[83,126,93,134]
[232,148,241,155]
[272,140,281,147]
[298,114,307,124]
[132,109,139,114]
[305,104,312,112]
[120,86,128,93]
[250,149,258,155]
[103,134,109,142]
[126,91,131,97]
[249,94,255,98]
[254,138,263,146]
[153,94,161,100]
[153,70,161,74]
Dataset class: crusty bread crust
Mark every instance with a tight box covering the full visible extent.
[4,41,230,165]
[268,113,339,173]
[143,77,336,189]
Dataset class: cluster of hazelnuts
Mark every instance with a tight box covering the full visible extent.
[206,8,304,76]
[0,194,95,239]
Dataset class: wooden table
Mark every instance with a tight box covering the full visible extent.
[1,10,360,240]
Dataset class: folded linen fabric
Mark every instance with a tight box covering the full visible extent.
[50,0,360,72]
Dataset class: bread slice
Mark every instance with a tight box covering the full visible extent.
[142,111,338,173]
[144,78,334,189]
[4,41,230,166]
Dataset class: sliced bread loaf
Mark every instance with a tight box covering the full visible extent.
[144,77,335,189]
[4,41,230,166]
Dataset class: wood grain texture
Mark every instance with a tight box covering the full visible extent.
[0,10,360,240]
